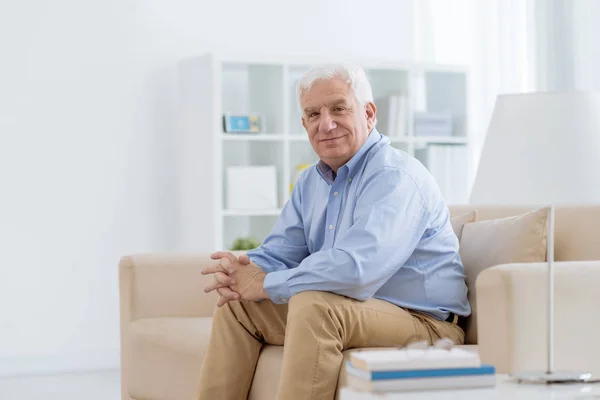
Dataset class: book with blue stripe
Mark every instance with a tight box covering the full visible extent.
[346,361,496,380]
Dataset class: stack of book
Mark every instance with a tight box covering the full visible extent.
[344,347,495,393]
[413,111,453,137]
[375,94,408,138]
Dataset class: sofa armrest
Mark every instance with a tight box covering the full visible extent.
[119,252,246,321]
[476,261,600,377]
[120,252,245,400]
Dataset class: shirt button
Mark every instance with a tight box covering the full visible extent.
[348,178,352,182]
[334,191,339,196]
[329,224,334,230]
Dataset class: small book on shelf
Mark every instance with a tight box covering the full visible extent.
[375,94,407,138]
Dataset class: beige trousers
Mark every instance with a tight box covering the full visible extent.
[197,291,464,400]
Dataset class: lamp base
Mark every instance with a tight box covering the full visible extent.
[511,371,592,384]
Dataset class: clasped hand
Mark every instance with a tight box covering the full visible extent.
[201,252,268,307]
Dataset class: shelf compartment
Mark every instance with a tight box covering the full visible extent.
[424,71,467,137]
[222,141,285,209]
[223,215,279,251]
[221,63,285,133]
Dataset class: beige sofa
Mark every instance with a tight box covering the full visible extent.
[119,205,600,400]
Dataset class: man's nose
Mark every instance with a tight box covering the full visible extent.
[318,112,337,132]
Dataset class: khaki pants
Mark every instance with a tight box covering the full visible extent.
[197,291,464,400]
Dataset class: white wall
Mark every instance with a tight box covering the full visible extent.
[0,0,417,375]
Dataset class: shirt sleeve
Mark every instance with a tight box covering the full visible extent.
[263,166,431,303]
[245,173,310,273]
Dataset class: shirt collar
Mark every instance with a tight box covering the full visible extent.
[317,128,384,184]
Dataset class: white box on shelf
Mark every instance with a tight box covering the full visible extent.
[226,166,278,210]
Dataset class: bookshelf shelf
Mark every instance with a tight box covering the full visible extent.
[409,136,469,145]
[222,209,283,217]
[177,53,471,252]
[287,134,309,141]
[221,133,286,141]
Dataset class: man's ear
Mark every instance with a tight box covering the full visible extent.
[365,102,377,130]
[301,117,307,131]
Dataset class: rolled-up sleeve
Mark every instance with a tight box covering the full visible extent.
[263,167,430,303]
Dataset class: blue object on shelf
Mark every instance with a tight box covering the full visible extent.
[223,114,263,133]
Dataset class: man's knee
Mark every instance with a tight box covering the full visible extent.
[288,290,341,311]
[288,291,349,325]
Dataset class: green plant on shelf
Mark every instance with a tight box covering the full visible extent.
[230,236,261,251]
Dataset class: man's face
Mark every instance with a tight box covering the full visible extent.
[300,78,376,171]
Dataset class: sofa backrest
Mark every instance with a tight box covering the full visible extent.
[449,205,600,262]
[448,205,600,344]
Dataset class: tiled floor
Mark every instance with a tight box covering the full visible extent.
[0,369,120,400]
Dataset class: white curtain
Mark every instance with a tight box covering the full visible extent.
[534,0,600,91]
[415,0,600,195]
[414,0,537,190]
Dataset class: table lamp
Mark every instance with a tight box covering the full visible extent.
[469,91,600,383]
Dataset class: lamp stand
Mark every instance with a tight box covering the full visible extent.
[511,205,592,384]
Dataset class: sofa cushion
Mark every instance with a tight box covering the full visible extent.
[129,317,212,400]
[451,210,477,241]
[459,207,549,344]
[250,345,364,400]
[128,317,480,400]
[249,344,479,400]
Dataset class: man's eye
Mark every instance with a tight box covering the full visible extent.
[309,112,319,118]
[334,107,345,112]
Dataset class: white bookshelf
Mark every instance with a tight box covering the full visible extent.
[177,53,471,252]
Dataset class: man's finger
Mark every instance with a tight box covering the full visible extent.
[215,271,236,285]
[219,257,241,274]
[210,252,237,263]
[204,280,230,293]
[217,287,239,302]
[201,263,226,275]
[217,286,239,299]
[216,296,229,307]
[238,254,251,265]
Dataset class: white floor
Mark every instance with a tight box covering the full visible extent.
[0,369,120,400]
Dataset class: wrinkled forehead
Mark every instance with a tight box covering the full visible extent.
[299,77,355,108]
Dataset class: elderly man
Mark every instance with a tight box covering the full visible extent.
[198,64,471,400]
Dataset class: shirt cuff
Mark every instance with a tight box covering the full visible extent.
[263,269,294,304]
[246,249,283,274]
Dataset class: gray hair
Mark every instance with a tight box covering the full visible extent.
[296,64,375,113]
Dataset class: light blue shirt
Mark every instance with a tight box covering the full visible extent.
[247,129,471,321]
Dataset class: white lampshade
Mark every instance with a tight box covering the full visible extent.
[470,91,600,205]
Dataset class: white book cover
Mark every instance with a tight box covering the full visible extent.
[390,95,407,137]
[349,348,480,372]
[345,374,496,394]
[376,94,407,137]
